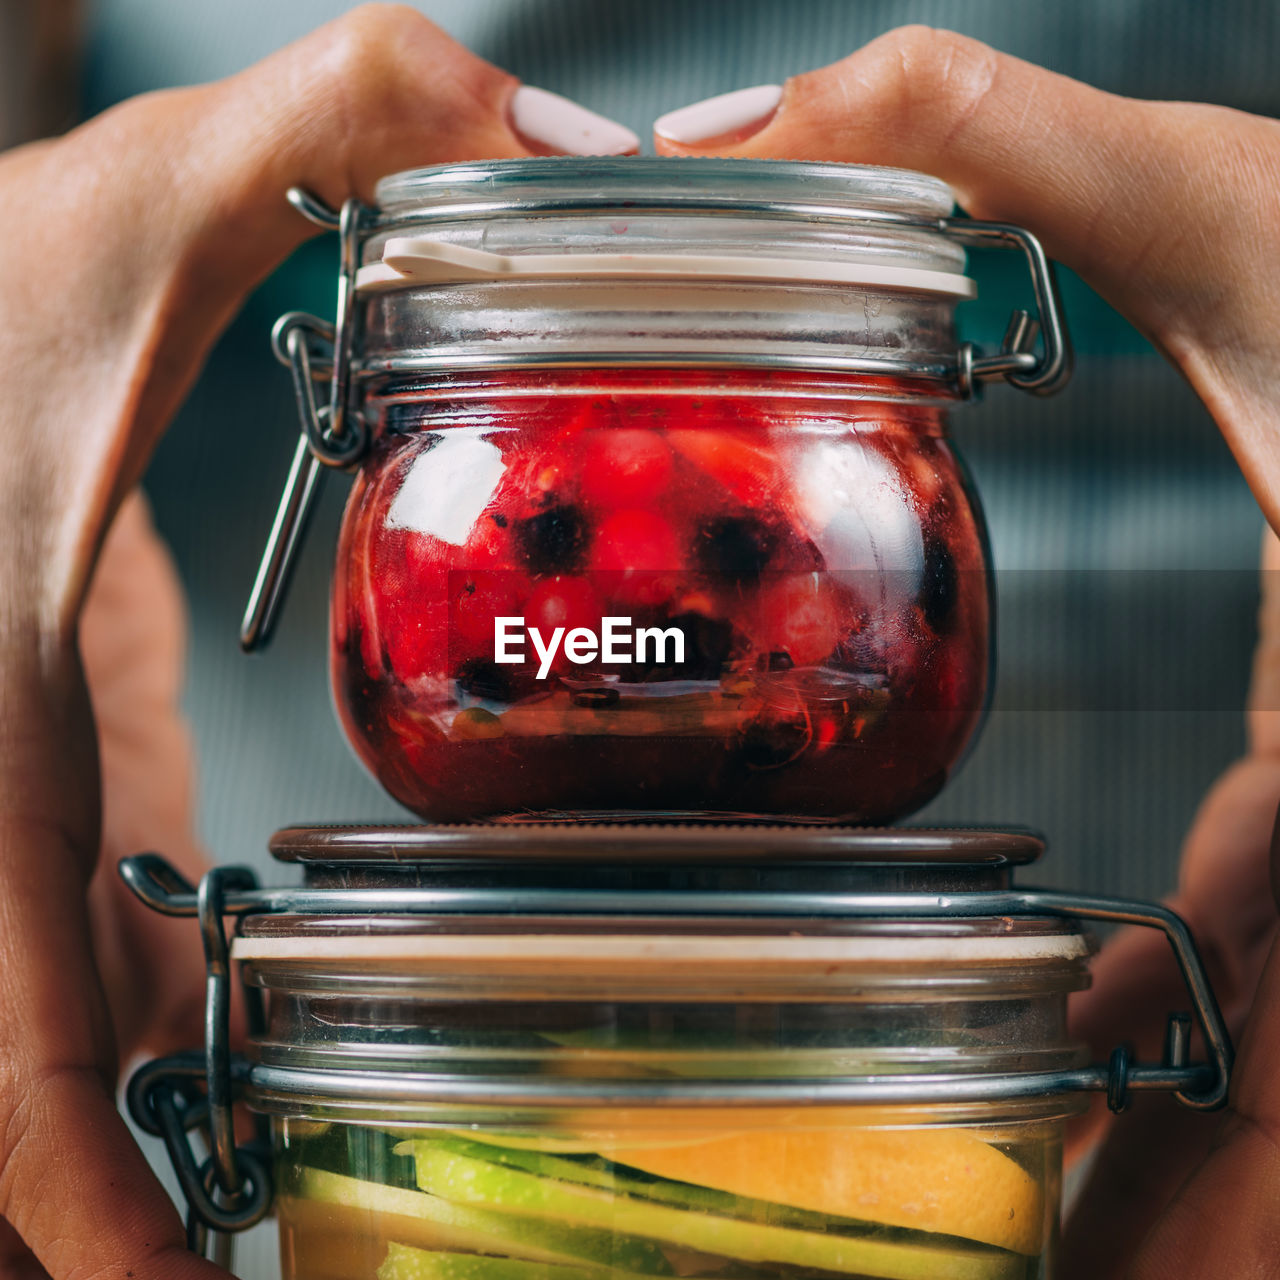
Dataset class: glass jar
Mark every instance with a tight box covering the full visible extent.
[249,159,1072,824]
[121,825,1231,1280]
[335,369,990,823]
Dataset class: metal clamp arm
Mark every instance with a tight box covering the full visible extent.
[942,218,1074,398]
[120,856,1233,1116]
[1015,890,1232,1111]
[241,191,368,652]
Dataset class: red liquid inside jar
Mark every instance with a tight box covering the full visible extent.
[332,370,990,822]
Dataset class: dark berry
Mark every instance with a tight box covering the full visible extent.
[515,505,589,574]
[920,535,958,632]
[663,612,737,680]
[456,658,515,702]
[695,516,776,584]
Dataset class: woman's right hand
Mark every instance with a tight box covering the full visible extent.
[652,29,1280,1278]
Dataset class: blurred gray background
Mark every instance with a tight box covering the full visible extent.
[3,0,1276,1274]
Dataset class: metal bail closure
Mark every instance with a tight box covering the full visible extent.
[241,187,1075,650]
[240,191,369,652]
[124,860,272,1263]
[120,850,1234,1119]
[942,219,1074,399]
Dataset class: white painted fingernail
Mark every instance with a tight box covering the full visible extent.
[510,86,639,156]
[654,84,783,145]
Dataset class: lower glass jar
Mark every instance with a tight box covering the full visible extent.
[233,840,1089,1280]
[120,825,1233,1280]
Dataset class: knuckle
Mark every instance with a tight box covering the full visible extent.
[315,3,439,84]
[310,2,509,139]
[863,25,1001,136]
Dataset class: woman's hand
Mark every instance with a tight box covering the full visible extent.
[654,29,1280,1278]
[0,7,634,1279]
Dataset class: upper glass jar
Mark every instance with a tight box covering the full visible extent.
[256,159,1071,823]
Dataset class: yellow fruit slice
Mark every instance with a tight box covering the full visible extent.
[596,1128,1044,1256]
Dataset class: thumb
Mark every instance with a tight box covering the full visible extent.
[1127,897,1280,1276]
[654,27,1280,530]
[6,3,639,629]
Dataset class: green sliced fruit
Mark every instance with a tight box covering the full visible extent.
[295,1168,673,1275]
[441,1132,619,1156]
[401,1140,742,1219]
[377,1243,657,1280]
[407,1142,1024,1280]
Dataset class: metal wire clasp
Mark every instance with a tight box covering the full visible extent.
[240,193,1075,652]
[942,219,1074,399]
[125,864,272,1260]
[240,191,369,652]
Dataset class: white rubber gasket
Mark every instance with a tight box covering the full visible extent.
[232,932,1086,967]
[355,236,976,299]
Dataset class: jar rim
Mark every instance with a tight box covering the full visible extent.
[373,157,957,222]
[267,822,1043,867]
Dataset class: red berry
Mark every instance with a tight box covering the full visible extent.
[385,598,449,683]
[667,424,781,507]
[527,575,604,631]
[591,509,683,606]
[465,510,513,566]
[578,429,674,509]
[754,574,841,668]
[524,576,606,675]
[378,531,449,681]
[450,569,530,663]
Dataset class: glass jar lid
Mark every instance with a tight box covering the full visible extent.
[373,158,958,221]
[118,824,1233,1132]
[362,158,972,298]
[234,824,1084,1005]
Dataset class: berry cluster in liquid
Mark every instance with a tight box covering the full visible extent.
[332,373,990,822]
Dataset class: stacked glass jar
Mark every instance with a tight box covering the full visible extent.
[124,160,1227,1280]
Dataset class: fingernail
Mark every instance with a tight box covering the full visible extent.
[654,84,783,146]
[510,85,639,156]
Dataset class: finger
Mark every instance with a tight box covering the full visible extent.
[1063,922,1191,1164]
[652,26,1254,307]
[0,3,552,620]
[1172,756,1280,1015]
[0,1029,225,1280]
[653,26,1280,529]
[1062,756,1280,1253]
[1128,944,1280,1277]
[1062,1094,1219,1280]
[80,492,209,1060]
[86,2,636,467]
[1248,526,1280,755]
[0,758,224,1280]
[1122,804,1280,1277]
